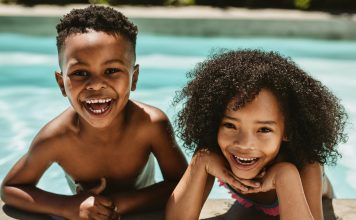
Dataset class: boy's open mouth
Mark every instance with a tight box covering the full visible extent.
[232,154,259,166]
[83,98,113,115]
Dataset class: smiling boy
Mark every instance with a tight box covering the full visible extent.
[1,5,187,220]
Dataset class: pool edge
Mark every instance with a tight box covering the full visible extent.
[2,198,356,219]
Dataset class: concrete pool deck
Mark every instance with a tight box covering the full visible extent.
[1,4,356,39]
[1,3,356,219]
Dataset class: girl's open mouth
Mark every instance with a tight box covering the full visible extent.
[231,154,260,168]
[83,98,113,116]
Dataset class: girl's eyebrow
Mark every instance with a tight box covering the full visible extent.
[223,115,240,121]
[223,115,277,125]
[255,121,277,125]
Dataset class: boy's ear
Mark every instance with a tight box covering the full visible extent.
[131,64,139,91]
[55,71,67,97]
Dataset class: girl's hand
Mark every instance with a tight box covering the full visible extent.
[245,162,297,194]
[197,149,261,193]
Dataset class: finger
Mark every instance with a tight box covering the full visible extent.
[95,203,113,217]
[76,184,83,194]
[90,177,107,195]
[96,196,114,208]
[111,211,121,220]
[227,171,260,188]
[91,213,110,220]
[255,170,266,179]
[242,187,260,194]
[236,178,261,188]
[220,172,249,192]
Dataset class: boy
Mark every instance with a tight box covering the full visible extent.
[1,5,187,220]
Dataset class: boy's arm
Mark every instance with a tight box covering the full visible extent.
[109,112,188,215]
[1,133,113,219]
[1,135,70,217]
[299,163,324,220]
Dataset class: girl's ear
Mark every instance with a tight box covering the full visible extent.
[131,64,139,91]
[55,71,67,97]
[282,135,289,142]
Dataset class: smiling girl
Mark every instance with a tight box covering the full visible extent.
[166,49,348,220]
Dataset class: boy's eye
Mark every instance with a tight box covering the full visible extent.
[258,127,272,133]
[71,70,89,77]
[222,122,236,129]
[105,68,120,75]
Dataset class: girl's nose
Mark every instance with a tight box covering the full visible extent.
[234,131,255,150]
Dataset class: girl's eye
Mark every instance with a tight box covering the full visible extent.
[258,127,272,133]
[223,122,236,129]
[105,68,120,75]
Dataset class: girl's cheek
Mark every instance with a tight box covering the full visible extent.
[217,131,232,147]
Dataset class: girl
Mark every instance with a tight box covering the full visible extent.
[166,49,348,220]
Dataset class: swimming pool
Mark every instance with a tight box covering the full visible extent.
[0,33,356,199]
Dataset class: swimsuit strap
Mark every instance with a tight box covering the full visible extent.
[218,179,280,216]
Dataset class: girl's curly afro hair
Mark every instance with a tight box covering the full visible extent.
[56,5,137,54]
[174,49,348,169]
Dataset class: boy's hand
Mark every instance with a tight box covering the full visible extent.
[77,194,116,220]
[198,150,260,193]
[67,178,120,220]
[76,177,107,194]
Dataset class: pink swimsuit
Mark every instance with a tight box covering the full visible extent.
[218,180,280,216]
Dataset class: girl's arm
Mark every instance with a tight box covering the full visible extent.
[299,163,324,220]
[165,149,260,220]
[275,163,314,220]
[165,150,215,220]
[247,162,314,220]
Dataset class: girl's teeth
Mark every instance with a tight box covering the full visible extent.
[233,155,257,161]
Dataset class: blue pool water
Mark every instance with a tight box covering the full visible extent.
[0,33,356,199]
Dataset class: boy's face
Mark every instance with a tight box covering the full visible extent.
[55,30,138,128]
[217,89,286,179]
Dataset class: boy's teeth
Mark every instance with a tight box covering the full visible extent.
[85,98,112,104]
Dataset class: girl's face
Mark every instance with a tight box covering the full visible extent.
[217,89,285,179]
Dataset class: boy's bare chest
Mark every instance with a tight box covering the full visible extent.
[58,137,151,184]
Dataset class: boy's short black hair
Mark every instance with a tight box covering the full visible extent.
[56,5,138,55]
[174,49,348,169]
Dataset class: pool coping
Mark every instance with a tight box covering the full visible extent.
[1,4,356,39]
[2,198,356,219]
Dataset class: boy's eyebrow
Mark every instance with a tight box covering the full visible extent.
[223,115,277,125]
[69,59,125,66]
[103,59,125,65]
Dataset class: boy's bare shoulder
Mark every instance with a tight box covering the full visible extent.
[29,108,78,151]
[130,100,169,123]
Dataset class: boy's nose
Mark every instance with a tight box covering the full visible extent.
[86,77,107,90]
